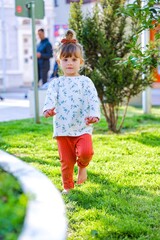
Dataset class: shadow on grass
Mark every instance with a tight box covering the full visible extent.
[124,131,160,147]
[93,109,160,135]
[0,119,52,138]
[19,156,61,167]
[0,140,11,150]
[64,171,160,239]
[68,171,157,208]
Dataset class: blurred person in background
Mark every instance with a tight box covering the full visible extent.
[37,28,53,85]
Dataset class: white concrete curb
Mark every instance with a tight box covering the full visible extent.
[0,150,67,240]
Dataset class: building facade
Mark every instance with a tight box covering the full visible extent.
[0,0,97,90]
[0,0,54,89]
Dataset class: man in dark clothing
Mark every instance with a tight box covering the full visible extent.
[37,28,53,85]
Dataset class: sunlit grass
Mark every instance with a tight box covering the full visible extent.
[0,169,28,240]
[0,106,160,239]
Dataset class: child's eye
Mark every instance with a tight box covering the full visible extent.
[72,58,77,62]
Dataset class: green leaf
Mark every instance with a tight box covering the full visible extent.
[91,230,98,237]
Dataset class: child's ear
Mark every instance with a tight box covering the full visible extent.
[80,59,84,65]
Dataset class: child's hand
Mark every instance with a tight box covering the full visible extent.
[43,108,56,118]
[85,117,99,125]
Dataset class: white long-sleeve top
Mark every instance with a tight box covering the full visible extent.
[43,75,100,137]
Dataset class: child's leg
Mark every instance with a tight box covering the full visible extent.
[56,137,76,190]
[76,134,94,184]
[77,167,87,184]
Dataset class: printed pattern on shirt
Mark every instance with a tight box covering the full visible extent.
[43,75,100,136]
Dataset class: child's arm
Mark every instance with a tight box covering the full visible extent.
[43,108,56,118]
[85,78,101,122]
[43,80,57,115]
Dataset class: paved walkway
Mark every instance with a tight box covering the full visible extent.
[0,98,30,122]
[0,88,31,122]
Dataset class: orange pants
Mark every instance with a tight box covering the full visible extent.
[56,134,94,189]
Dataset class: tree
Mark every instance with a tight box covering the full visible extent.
[69,0,160,132]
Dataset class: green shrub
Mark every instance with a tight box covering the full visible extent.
[0,169,27,240]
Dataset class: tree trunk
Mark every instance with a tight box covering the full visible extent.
[107,103,118,132]
[101,101,118,133]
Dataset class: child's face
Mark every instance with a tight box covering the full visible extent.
[59,55,83,77]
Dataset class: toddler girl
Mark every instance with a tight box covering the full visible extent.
[43,29,100,194]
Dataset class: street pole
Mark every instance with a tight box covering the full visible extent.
[30,0,40,123]
[15,0,44,123]
[1,0,7,92]
[141,0,151,114]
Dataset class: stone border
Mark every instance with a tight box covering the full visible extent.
[0,150,67,240]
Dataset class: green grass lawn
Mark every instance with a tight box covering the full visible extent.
[0,169,27,240]
[0,106,160,240]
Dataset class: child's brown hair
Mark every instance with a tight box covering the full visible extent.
[57,29,84,63]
